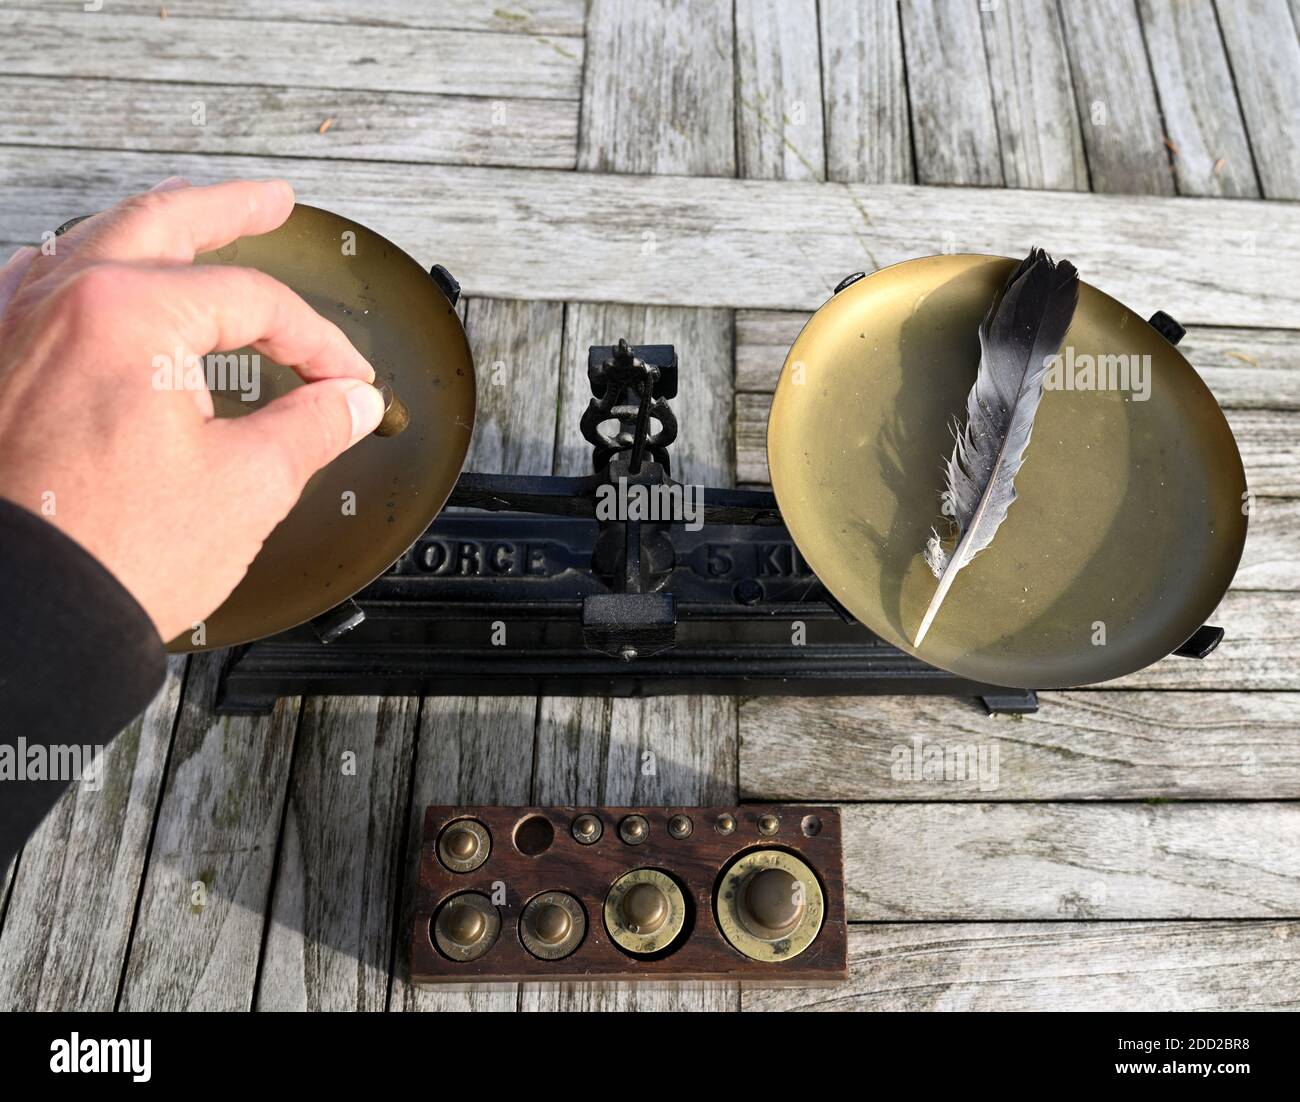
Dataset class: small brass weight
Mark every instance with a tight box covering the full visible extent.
[414,806,846,983]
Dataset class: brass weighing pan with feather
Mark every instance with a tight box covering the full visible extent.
[767,254,1247,690]
[171,205,475,652]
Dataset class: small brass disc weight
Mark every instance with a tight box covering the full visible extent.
[437,818,490,873]
[433,892,500,962]
[717,849,824,962]
[604,868,686,955]
[520,892,586,961]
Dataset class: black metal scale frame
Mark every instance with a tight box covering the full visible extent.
[212,270,1223,715]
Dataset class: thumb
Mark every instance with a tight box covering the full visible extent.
[212,376,385,491]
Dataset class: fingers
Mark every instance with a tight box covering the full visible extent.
[105,263,375,385]
[209,375,385,494]
[53,178,295,270]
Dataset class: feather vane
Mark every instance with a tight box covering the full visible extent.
[913,248,1079,646]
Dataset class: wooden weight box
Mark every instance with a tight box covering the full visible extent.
[411,805,847,984]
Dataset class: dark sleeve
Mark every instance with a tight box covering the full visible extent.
[0,498,166,871]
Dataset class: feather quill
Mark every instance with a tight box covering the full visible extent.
[913,248,1079,646]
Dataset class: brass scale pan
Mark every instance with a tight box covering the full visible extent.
[186,212,1246,690]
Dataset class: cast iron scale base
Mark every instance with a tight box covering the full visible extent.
[212,275,1221,715]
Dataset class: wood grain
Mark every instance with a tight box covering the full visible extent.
[0,10,584,101]
[579,0,736,176]
[841,802,1300,920]
[1137,0,1260,197]
[735,0,825,181]
[255,695,419,1011]
[3,147,1297,326]
[743,921,1300,1010]
[740,690,1300,801]
[898,0,1002,186]
[118,654,300,1011]
[1233,498,1300,590]
[981,0,1089,190]
[1106,589,1300,690]
[1215,0,1300,199]
[4,0,588,35]
[461,299,566,477]
[818,0,913,183]
[0,658,184,1010]
[0,76,578,170]
[1058,0,1175,194]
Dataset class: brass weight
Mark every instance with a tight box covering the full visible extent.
[433,892,500,962]
[604,868,687,955]
[437,818,490,873]
[716,849,824,962]
[520,891,586,960]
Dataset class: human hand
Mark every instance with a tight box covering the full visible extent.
[0,177,385,644]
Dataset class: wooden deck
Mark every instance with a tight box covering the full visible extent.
[1,0,1298,1011]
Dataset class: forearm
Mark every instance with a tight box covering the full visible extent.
[0,498,166,870]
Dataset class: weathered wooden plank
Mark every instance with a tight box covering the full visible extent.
[1224,408,1300,498]
[0,11,583,101]
[743,921,1300,1011]
[1137,0,1261,197]
[735,0,825,181]
[1215,0,1300,199]
[819,0,912,183]
[0,77,577,170]
[579,0,735,176]
[3,148,1296,327]
[841,802,1300,920]
[460,298,566,478]
[738,392,1300,498]
[1058,0,1175,194]
[524,302,739,1012]
[118,654,299,1010]
[6,0,588,35]
[740,690,1300,802]
[981,0,1089,190]
[0,658,184,1010]
[1178,327,1300,410]
[1234,498,1300,590]
[898,0,1002,185]
[254,696,418,1011]
[388,697,537,1012]
[1108,589,1300,690]
[739,310,1300,408]
[735,308,805,391]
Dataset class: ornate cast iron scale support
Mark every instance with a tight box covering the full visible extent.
[214,313,1220,715]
